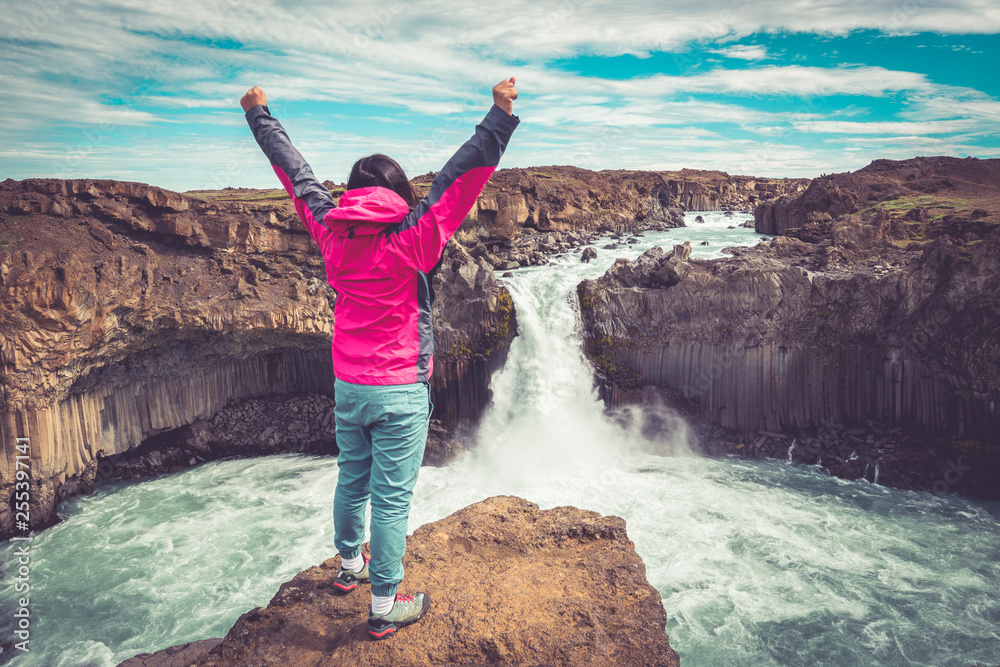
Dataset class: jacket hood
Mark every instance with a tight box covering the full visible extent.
[324,186,411,236]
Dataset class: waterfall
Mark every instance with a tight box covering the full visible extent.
[469,254,693,487]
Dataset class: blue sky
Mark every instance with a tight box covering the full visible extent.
[1,1,998,191]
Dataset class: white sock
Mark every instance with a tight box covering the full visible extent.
[340,554,364,573]
[371,593,395,616]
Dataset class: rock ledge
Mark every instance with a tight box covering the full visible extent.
[120,496,679,667]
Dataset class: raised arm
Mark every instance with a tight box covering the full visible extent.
[241,86,336,239]
[389,78,520,272]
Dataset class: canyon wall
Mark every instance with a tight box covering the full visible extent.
[426,166,807,247]
[755,156,1000,239]
[579,157,1000,496]
[0,178,513,538]
[579,240,1000,495]
[580,242,999,433]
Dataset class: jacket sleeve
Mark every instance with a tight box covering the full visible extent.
[245,104,336,241]
[389,104,520,272]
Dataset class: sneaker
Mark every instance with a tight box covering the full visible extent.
[367,592,431,639]
[333,554,369,593]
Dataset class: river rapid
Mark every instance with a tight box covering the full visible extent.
[2,213,998,666]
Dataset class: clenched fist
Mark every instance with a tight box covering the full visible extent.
[240,86,268,112]
[492,77,518,115]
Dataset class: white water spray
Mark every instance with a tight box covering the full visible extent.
[469,259,693,490]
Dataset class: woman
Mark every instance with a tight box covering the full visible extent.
[241,78,519,638]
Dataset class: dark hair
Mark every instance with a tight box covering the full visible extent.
[346,154,418,208]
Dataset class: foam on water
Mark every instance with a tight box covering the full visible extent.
[3,214,999,666]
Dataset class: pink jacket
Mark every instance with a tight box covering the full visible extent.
[246,104,520,384]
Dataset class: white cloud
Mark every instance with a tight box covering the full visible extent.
[133,96,235,109]
[902,95,1000,123]
[794,119,979,135]
[0,73,161,129]
[820,134,1000,162]
[710,44,771,60]
[1,0,997,189]
[661,65,932,97]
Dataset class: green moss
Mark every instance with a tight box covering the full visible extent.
[893,239,929,249]
[186,189,289,202]
[485,288,517,354]
[248,193,289,201]
[577,284,597,314]
[0,229,22,250]
[950,438,1000,459]
[450,339,472,357]
[450,287,518,361]
[583,334,645,389]
[863,194,974,215]
[532,172,554,179]
[575,283,649,387]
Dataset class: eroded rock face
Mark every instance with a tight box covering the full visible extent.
[428,166,806,245]
[578,236,1000,497]
[119,496,679,667]
[578,157,1000,497]
[86,393,340,489]
[755,156,1000,240]
[428,241,517,452]
[0,178,514,538]
[665,169,805,212]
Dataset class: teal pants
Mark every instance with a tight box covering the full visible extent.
[332,378,431,597]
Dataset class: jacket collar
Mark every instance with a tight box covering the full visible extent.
[324,186,411,236]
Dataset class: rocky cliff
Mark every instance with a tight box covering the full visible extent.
[0,178,514,538]
[119,496,679,667]
[578,157,1000,497]
[755,156,1000,242]
[422,165,806,248]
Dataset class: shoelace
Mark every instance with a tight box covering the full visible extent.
[396,593,415,603]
